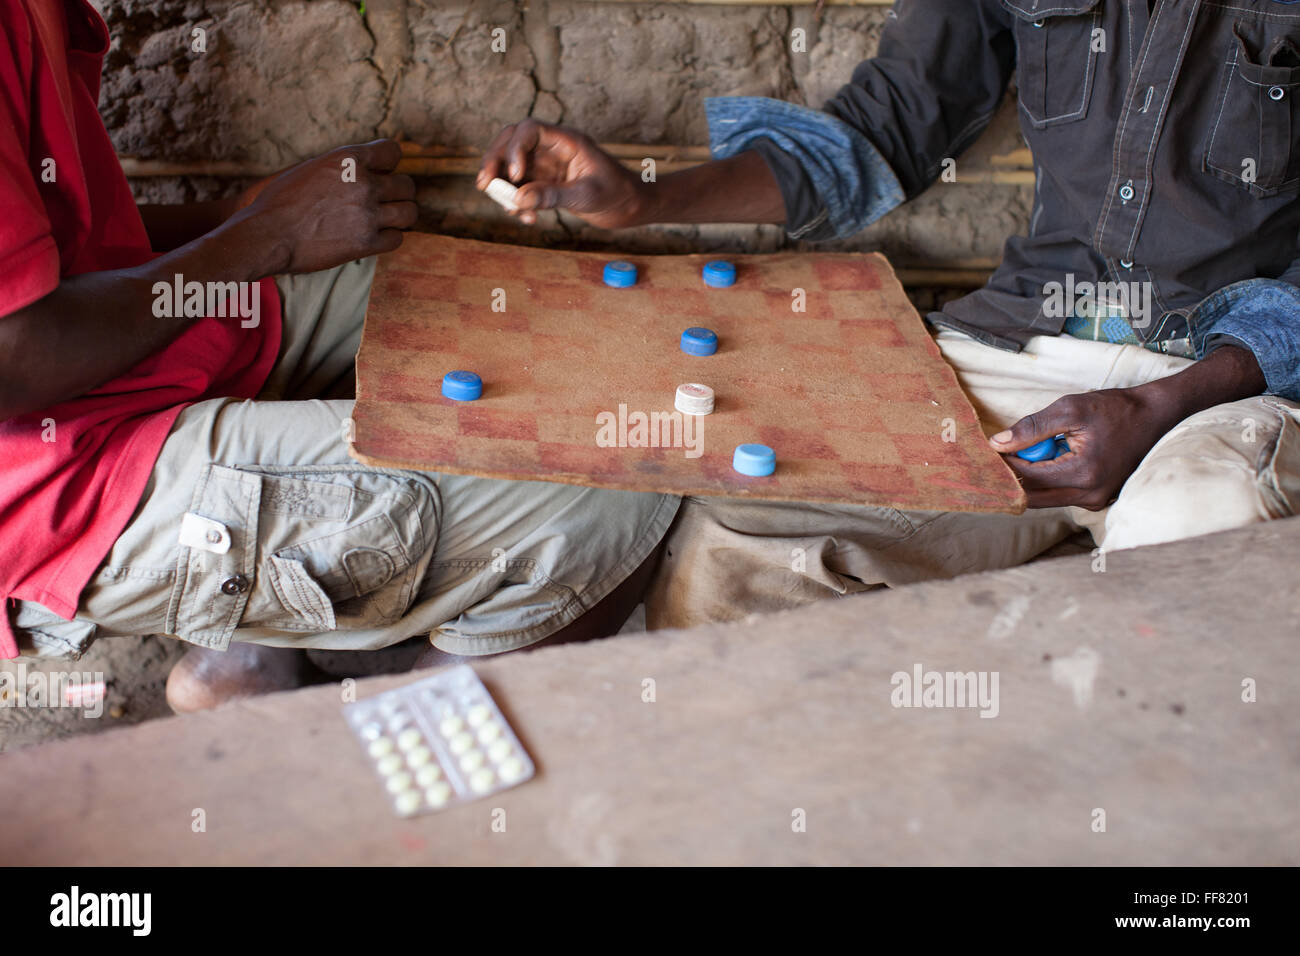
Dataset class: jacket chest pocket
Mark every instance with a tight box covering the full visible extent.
[1204,24,1300,197]
[1003,0,1103,128]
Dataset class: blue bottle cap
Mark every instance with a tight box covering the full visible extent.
[733,443,776,477]
[702,260,736,288]
[441,370,483,402]
[680,327,719,356]
[1015,437,1060,462]
[603,260,638,288]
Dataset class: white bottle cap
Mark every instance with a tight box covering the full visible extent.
[485,177,519,210]
[675,383,715,416]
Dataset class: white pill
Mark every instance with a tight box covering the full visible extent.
[360,721,383,741]
[425,782,452,808]
[395,790,423,816]
[415,764,443,787]
[367,737,395,758]
[477,721,502,744]
[439,715,464,737]
[499,756,527,783]
[386,772,414,794]
[376,754,403,776]
[449,731,474,755]
[387,713,411,732]
[466,704,492,727]
[469,768,496,793]
[406,746,433,768]
[487,739,513,763]
[397,728,423,751]
[485,177,520,211]
[675,383,714,416]
[459,749,485,773]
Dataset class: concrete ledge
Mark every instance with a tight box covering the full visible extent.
[2,517,1297,865]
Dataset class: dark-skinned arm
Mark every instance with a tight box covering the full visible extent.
[476,120,786,228]
[0,215,276,421]
[0,140,415,422]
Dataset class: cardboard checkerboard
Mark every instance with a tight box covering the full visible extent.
[349,234,1025,513]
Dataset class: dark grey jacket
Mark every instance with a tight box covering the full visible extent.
[727,0,1300,367]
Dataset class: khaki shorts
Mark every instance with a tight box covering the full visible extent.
[15,259,679,659]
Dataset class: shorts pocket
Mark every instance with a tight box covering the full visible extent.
[1204,25,1300,196]
[1003,0,1103,128]
[168,464,438,648]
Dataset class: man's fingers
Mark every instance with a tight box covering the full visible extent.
[377,201,418,231]
[1006,451,1111,509]
[503,119,583,182]
[1004,454,1075,485]
[378,173,416,202]
[505,120,545,182]
[477,125,517,188]
[367,227,405,257]
[513,178,595,214]
[1007,453,1093,507]
[362,138,403,173]
[511,182,555,215]
[989,399,1077,453]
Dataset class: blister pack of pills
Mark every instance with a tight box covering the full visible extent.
[343,664,535,817]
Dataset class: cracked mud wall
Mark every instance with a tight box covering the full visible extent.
[92,0,1031,269]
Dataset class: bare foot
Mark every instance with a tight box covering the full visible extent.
[165,643,314,714]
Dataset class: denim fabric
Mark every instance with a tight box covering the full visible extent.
[1192,279,1300,402]
[705,96,903,241]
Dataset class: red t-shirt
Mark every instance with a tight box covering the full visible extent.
[0,0,282,656]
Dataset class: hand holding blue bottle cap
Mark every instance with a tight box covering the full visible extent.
[1014,435,1068,461]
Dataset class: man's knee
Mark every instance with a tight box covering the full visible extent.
[1102,398,1299,550]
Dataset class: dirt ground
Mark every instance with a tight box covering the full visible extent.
[0,634,427,753]
[0,636,185,753]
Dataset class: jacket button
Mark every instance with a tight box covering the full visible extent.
[1119,183,1136,202]
[1120,259,1134,269]
[1033,19,1044,28]
[220,574,250,596]
[1270,86,1286,101]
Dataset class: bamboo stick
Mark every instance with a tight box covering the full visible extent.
[118,142,1034,184]
[895,268,993,288]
